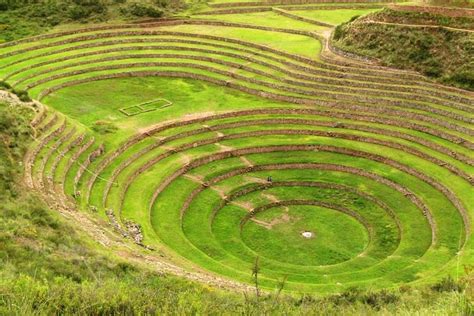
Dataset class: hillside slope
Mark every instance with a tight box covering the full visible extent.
[0,0,187,42]
[332,8,474,90]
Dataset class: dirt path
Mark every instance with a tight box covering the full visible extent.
[361,20,474,33]
[388,4,474,18]
[240,156,254,167]
[251,206,291,229]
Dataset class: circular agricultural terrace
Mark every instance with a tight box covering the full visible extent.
[4,5,472,293]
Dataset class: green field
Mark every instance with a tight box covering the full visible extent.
[1,0,472,298]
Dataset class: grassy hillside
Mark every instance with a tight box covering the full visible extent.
[0,0,188,42]
[332,8,474,90]
[426,0,474,8]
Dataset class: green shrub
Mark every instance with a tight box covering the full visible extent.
[330,286,362,304]
[68,5,91,20]
[362,289,399,309]
[422,57,442,78]
[0,80,11,90]
[68,0,106,20]
[348,15,360,23]
[0,0,32,11]
[154,0,170,8]
[333,24,344,41]
[432,276,464,293]
[11,89,31,102]
[29,206,60,229]
[92,120,118,134]
[448,68,474,90]
[126,3,164,18]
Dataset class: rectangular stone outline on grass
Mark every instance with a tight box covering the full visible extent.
[119,98,173,116]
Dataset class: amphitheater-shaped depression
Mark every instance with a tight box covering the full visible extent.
[6,16,473,293]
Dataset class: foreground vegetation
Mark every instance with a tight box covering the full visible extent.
[0,100,472,313]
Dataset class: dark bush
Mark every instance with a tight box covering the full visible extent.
[362,289,399,309]
[348,15,360,23]
[12,89,32,102]
[333,25,344,41]
[113,262,137,275]
[30,205,60,229]
[331,286,362,305]
[449,68,474,90]
[154,0,170,8]
[68,5,91,20]
[126,3,164,18]
[422,58,442,77]
[68,0,106,20]
[92,120,118,134]
[0,0,34,11]
[0,1,8,11]
[432,276,464,293]
[0,81,12,90]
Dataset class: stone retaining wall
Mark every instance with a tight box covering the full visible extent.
[62,137,94,194]
[272,7,334,27]
[147,146,445,243]
[210,0,394,8]
[48,133,85,190]
[73,144,104,195]
[34,68,473,140]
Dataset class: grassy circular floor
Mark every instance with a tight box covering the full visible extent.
[241,204,370,266]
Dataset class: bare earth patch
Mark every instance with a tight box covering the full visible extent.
[251,206,292,229]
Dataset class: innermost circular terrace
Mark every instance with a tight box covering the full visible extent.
[237,200,376,266]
